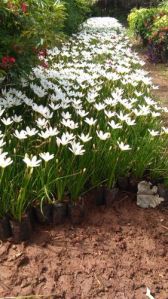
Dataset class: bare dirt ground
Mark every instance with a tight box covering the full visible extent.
[144,59,168,108]
[0,191,168,299]
[133,42,168,107]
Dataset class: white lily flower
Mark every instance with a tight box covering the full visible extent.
[12,114,23,123]
[96,130,111,140]
[30,83,47,98]
[134,91,143,97]
[39,152,54,162]
[85,117,97,126]
[0,153,13,168]
[162,127,168,134]
[69,141,85,156]
[139,105,151,116]
[62,111,72,119]
[125,117,136,126]
[43,111,53,120]
[162,107,168,113]
[117,141,131,151]
[0,139,6,147]
[104,110,116,118]
[133,109,143,117]
[39,127,59,139]
[1,117,13,126]
[104,98,117,106]
[151,112,160,118]
[0,108,5,117]
[79,133,92,143]
[76,109,89,118]
[108,120,122,129]
[56,132,75,146]
[14,130,28,140]
[0,131,4,139]
[117,111,130,121]
[26,127,38,136]
[148,129,160,137]
[152,85,159,90]
[94,103,106,111]
[144,97,156,106]
[23,154,41,168]
[61,119,78,130]
[36,118,48,129]
[49,102,61,111]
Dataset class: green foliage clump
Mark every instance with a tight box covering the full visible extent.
[63,0,92,34]
[0,0,66,82]
[128,5,168,62]
[128,8,158,43]
[0,0,95,83]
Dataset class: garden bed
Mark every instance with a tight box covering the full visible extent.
[0,191,168,298]
[1,15,168,299]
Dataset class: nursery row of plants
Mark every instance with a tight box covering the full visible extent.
[0,0,96,83]
[1,16,168,241]
[128,0,168,62]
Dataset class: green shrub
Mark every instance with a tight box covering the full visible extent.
[63,0,93,34]
[128,8,158,43]
[160,0,168,8]
[128,5,168,62]
[0,0,96,84]
[0,0,66,82]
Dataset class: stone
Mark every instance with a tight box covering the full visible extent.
[137,181,164,209]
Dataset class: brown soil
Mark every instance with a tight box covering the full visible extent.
[144,58,168,107]
[132,42,168,107]
[0,191,168,299]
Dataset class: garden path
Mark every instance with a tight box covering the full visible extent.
[132,43,168,107]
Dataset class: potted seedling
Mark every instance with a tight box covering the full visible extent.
[95,184,106,206]
[68,197,85,225]
[33,152,55,225]
[51,173,70,226]
[9,154,42,242]
[0,213,12,241]
[0,154,13,240]
[67,168,88,225]
[52,200,68,225]
[34,199,53,225]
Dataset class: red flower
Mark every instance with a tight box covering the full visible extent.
[40,61,49,68]
[21,3,28,13]
[1,56,16,66]
[1,57,9,65]
[38,49,48,58]
[9,57,16,64]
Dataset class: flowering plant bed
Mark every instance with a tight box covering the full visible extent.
[0,17,168,237]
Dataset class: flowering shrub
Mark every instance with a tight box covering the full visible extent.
[0,0,66,83]
[148,15,168,62]
[0,0,95,84]
[0,17,168,221]
[128,8,158,43]
[128,6,168,62]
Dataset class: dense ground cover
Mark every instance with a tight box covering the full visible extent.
[0,17,168,227]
